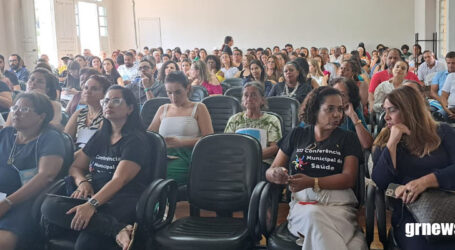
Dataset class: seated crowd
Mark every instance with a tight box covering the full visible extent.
[0,37,454,250]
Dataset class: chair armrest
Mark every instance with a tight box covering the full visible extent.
[365,183,376,248]
[247,181,267,242]
[144,179,178,232]
[32,179,66,223]
[375,188,388,247]
[258,183,280,238]
[136,179,164,225]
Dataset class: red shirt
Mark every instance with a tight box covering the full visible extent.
[369,70,420,93]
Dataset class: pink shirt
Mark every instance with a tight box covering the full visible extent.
[369,70,419,93]
[202,81,222,95]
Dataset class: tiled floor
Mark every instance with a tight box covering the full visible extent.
[174,201,391,249]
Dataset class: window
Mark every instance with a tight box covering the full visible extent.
[98,6,108,37]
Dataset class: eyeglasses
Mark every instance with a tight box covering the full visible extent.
[100,98,124,107]
[10,105,33,113]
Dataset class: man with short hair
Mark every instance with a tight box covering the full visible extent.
[117,52,139,85]
[233,49,243,70]
[8,54,29,86]
[417,50,446,83]
[126,58,166,107]
[143,46,150,56]
[368,48,419,112]
[319,48,336,79]
[330,47,343,63]
[256,48,264,61]
[83,49,92,58]
[0,54,20,90]
[431,51,455,118]
[441,72,455,121]
[285,44,293,54]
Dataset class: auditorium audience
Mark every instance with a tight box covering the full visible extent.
[0,55,20,91]
[148,71,213,186]
[372,86,455,249]
[206,55,224,84]
[189,60,222,95]
[89,56,103,73]
[368,48,419,112]
[267,86,367,250]
[65,68,100,117]
[220,52,239,79]
[234,54,254,79]
[8,54,30,86]
[6,68,62,129]
[0,92,65,249]
[102,58,123,86]
[268,61,313,103]
[225,81,282,171]
[117,52,139,85]
[418,50,447,83]
[265,55,283,84]
[64,75,111,149]
[243,60,273,96]
[330,77,373,149]
[42,85,151,250]
[373,61,409,113]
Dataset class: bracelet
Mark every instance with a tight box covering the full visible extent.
[354,119,362,126]
[4,197,13,207]
[78,179,89,186]
[144,87,152,93]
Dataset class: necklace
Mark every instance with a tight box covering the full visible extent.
[285,82,300,97]
[7,133,28,165]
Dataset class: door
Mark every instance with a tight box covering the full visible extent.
[54,0,78,59]
[138,17,162,49]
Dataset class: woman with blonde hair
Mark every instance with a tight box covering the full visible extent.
[308,58,327,86]
[189,60,222,95]
[372,86,455,250]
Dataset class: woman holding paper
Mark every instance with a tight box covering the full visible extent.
[225,81,282,168]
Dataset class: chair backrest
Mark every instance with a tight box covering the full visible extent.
[264,111,284,137]
[188,134,262,213]
[221,82,230,94]
[222,78,243,88]
[57,132,75,180]
[266,96,300,136]
[140,97,171,127]
[189,85,209,102]
[224,86,243,102]
[202,95,242,133]
[146,131,167,180]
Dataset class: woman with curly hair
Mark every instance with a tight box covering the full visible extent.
[267,86,367,249]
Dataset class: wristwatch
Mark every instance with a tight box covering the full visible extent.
[354,119,362,126]
[88,197,100,208]
[313,178,321,192]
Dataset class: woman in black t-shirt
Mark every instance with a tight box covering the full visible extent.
[266,86,367,249]
[42,86,151,250]
[102,58,123,86]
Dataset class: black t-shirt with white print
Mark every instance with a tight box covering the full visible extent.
[83,131,151,196]
[278,125,362,177]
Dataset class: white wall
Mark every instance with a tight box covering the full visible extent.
[108,0,416,53]
[0,0,25,63]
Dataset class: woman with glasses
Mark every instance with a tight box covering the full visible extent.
[5,68,62,129]
[148,71,213,186]
[0,92,65,250]
[266,86,367,250]
[42,86,152,250]
[64,75,111,150]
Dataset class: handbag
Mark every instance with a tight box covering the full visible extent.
[386,183,455,242]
